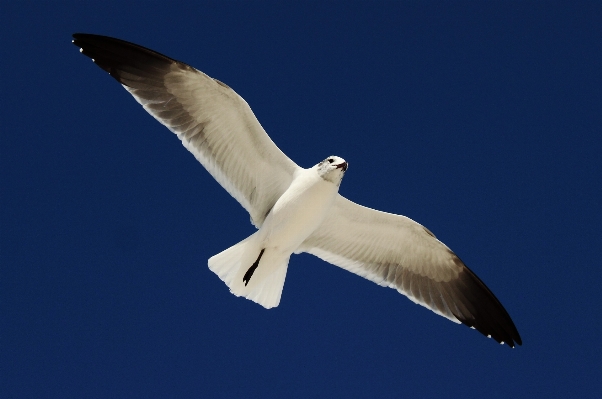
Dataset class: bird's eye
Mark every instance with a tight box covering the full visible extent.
[328,158,334,163]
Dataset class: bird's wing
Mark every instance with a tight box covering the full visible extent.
[72,33,300,227]
[300,195,522,347]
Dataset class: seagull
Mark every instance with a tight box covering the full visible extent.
[72,33,522,348]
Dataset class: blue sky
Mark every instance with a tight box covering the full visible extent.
[2,2,601,397]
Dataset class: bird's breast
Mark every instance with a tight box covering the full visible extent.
[259,170,338,252]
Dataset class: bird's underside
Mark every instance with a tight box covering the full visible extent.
[72,33,522,348]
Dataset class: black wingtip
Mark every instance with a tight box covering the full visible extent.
[72,33,193,87]
[72,33,180,64]
[450,260,522,348]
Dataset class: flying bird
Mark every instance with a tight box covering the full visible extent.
[72,33,521,347]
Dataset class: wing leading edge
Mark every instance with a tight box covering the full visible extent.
[302,195,522,347]
[72,33,300,227]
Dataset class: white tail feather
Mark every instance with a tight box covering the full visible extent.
[208,233,290,309]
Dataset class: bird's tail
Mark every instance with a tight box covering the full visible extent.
[208,233,290,309]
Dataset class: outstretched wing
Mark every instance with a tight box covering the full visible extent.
[72,33,300,227]
[301,195,522,347]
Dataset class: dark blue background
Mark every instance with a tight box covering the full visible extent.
[2,2,601,397]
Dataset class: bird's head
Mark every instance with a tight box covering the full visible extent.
[316,156,348,185]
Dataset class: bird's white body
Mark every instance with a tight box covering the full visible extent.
[262,167,339,253]
[209,159,346,308]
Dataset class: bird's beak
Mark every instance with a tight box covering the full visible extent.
[336,162,348,172]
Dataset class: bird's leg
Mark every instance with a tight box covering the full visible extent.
[243,248,265,286]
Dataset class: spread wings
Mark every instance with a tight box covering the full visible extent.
[302,195,522,347]
[72,33,300,227]
[74,33,521,347]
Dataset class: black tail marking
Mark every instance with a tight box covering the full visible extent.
[243,249,265,286]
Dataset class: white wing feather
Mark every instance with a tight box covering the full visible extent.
[301,195,462,321]
[73,34,300,227]
[301,195,521,348]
